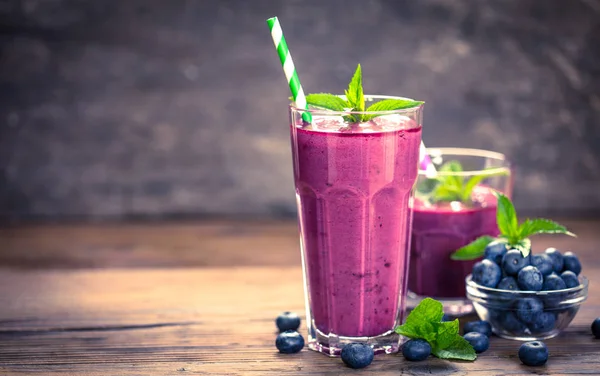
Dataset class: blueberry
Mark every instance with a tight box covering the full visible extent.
[562,252,582,275]
[463,332,489,353]
[502,250,530,276]
[517,266,544,291]
[484,241,508,265]
[544,248,564,273]
[463,320,493,337]
[442,314,455,322]
[516,297,544,324]
[276,311,301,332]
[501,311,528,334]
[275,330,305,354]
[341,343,374,369]
[531,254,554,276]
[529,312,556,334]
[402,339,431,361]
[497,276,519,291]
[518,341,549,366]
[542,274,567,291]
[560,271,580,288]
[592,318,600,339]
[472,259,502,288]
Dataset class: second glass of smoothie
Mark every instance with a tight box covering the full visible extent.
[407,148,513,315]
[290,96,423,356]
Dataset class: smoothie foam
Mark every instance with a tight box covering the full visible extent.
[292,120,421,338]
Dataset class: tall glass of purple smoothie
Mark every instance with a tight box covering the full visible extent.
[289,96,424,356]
[408,148,513,315]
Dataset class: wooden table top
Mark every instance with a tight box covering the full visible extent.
[0,220,599,375]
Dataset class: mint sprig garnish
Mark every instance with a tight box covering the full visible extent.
[305,64,423,123]
[416,160,509,204]
[303,93,348,111]
[395,298,476,361]
[451,191,576,260]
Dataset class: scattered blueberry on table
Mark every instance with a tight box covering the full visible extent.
[276,311,301,332]
[518,341,549,366]
[402,339,431,361]
[592,318,600,339]
[463,320,493,337]
[463,332,489,353]
[341,343,374,369]
[275,330,305,354]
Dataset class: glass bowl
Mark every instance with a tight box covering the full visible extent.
[465,274,588,340]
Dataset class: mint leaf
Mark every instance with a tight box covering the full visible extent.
[396,321,437,344]
[428,160,464,203]
[432,335,477,361]
[494,191,519,241]
[512,238,532,257]
[461,168,510,202]
[518,218,576,238]
[305,93,348,111]
[395,298,476,362]
[424,161,510,204]
[362,99,423,121]
[395,298,443,344]
[345,64,364,113]
[404,297,445,324]
[303,63,424,123]
[434,319,459,350]
[453,194,577,260]
[450,235,496,260]
[461,174,487,202]
[431,185,463,203]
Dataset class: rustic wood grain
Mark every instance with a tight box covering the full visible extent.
[0,219,597,269]
[0,221,302,269]
[0,220,599,375]
[0,266,599,375]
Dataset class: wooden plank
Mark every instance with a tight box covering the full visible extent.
[0,267,599,375]
[0,219,598,269]
[0,221,302,269]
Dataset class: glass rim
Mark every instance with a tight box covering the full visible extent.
[419,147,512,177]
[465,274,589,295]
[289,94,424,116]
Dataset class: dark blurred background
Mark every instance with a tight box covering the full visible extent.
[0,0,599,222]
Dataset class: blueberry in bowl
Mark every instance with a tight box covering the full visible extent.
[466,273,588,340]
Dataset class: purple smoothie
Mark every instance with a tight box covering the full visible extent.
[291,121,422,338]
[408,186,499,298]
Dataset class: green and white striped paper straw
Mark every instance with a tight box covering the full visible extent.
[266,16,434,175]
[266,17,311,122]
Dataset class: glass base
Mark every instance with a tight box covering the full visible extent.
[494,329,560,341]
[407,290,474,316]
[308,328,402,357]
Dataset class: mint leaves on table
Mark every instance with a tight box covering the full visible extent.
[451,192,576,260]
[395,298,476,361]
[305,64,423,123]
[416,160,509,204]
